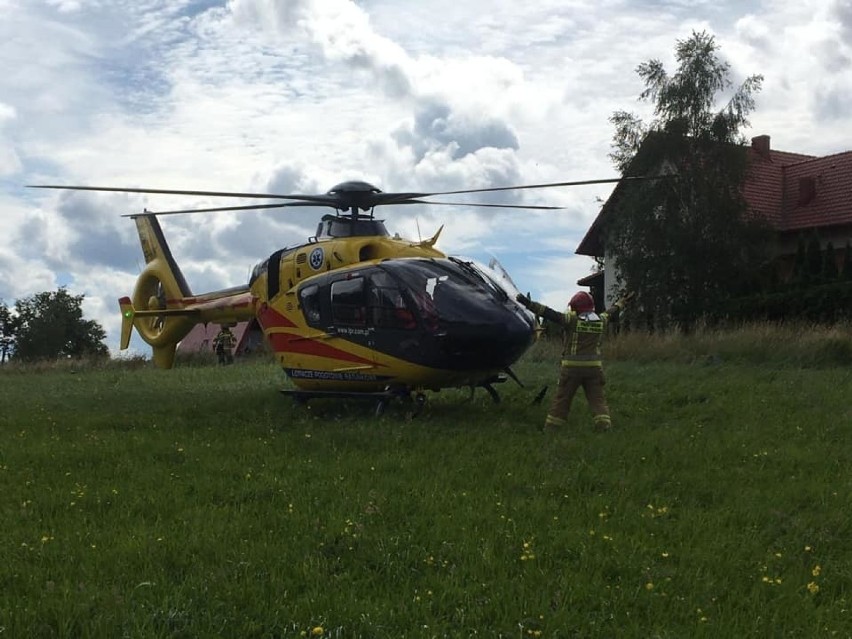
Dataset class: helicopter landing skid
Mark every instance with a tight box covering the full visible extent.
[280,388,420,418]
[466,373,509,404]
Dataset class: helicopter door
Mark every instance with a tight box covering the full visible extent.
[330,277,368,328]
[367,270,417,330]
[326,275,381,370]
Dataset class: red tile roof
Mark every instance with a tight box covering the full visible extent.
[577,136,852,257]
[777,151,852,231]
[742,146,814,227]
[703,141,852,231]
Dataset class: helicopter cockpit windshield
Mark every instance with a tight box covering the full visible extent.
[385,259,512,325]
[374,258,535,368]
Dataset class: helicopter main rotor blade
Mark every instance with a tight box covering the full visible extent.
[122,202,331,217]
[384,175,667,201]
[28,184,338,205]
[399,199,565,210]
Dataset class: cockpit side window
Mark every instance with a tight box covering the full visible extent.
[330,277,367,326]
[299,284,322,328]
[368,270,416,330]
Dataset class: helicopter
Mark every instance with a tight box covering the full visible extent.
[30,177,643,411]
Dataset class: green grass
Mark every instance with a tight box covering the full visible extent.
[2,327,851,637]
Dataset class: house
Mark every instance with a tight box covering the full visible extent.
[575,135,852,307]
[176,319,265,358]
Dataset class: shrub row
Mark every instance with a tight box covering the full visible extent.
[718,281,852,324]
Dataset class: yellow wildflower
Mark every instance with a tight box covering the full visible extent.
[807,581,820,595]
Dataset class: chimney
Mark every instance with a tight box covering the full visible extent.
[752,135,771,158]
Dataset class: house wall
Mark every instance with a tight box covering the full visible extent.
[603,252,621,309]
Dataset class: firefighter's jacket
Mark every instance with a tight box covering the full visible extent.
[525,301,623,368]
[213,330,236,351]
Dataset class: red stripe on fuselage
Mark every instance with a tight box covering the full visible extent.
[257,304,371,365]
[256,303,297,329]
[267,333,374,366]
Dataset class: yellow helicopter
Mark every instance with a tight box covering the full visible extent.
[31,177,636,411]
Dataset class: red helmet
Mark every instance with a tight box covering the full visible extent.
[569,291,595,313]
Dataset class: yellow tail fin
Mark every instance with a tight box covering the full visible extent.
[118,296,134,350]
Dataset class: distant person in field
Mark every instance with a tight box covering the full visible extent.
[516,290,632,432]
[213,325,236,365]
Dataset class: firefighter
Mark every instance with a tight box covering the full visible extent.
[213,325,236,365]
[516,290,632,432]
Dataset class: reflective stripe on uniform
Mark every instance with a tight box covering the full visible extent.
[569,324,579,355]
[545,414,567,427]
[593,414,612,431]
[561,359,603,367]
[576,321,604,334]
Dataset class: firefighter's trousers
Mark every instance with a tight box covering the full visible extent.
[544,365,611,431]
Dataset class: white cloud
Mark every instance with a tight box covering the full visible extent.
[734,14,772,49]
[45,0,85,12]
[0,102,21,175]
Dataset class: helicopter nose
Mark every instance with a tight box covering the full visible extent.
[437,310,534,369]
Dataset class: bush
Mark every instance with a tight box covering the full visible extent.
[717,281,852,324]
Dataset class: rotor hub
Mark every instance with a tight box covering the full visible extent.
[327,181,383,212]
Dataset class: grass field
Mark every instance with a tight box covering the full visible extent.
[2,326,851,638]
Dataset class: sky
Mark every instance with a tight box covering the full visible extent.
[3,0,851,356]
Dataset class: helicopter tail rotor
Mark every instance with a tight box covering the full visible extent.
[131,268,192,345]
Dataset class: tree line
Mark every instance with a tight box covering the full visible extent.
[0,288,108,364]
